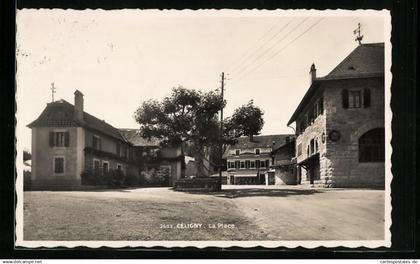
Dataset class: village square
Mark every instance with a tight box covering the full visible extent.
[17,11,388,242]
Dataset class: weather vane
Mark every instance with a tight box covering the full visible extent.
[353,23,364,45]
[50,82,56,102]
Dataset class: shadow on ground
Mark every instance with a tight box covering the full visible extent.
[180,188,323,199]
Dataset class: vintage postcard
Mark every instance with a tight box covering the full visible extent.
[15,9,392,248]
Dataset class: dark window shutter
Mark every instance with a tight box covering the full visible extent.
[49,132,55,147]
[64,132,70,147]
[363,88,371,108]
[342,89,349,109]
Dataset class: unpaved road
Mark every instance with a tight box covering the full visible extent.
[23,186,385,241]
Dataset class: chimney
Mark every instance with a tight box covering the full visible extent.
[74,90,84,121]
[310,63,317,83]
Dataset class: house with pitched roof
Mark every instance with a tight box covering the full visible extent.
[28,90,183,190]
[119,129,184,186]
[287,43,385,188]
[223,134,294,185]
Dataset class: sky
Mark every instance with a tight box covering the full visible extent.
[16,9,388,151]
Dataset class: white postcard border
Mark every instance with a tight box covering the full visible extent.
[15,8,392,249]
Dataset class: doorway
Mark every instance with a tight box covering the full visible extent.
[308,157,320,184]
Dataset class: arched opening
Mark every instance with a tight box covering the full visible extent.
[359,127,385,162]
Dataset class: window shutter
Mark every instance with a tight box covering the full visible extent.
[342,89,349,109]
[64,132,70,147]
[363,88,371,108]
[49,132,55,147]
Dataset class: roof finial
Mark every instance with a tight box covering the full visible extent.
[353,23,363,45]
[50,82,57,102]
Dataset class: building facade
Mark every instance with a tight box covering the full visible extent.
[28,90,183,190]
[119,129,184,186]
[269,139,297,185]
[224,134,294,185]
[287,43,385,188]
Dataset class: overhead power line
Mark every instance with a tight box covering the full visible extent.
[227,17,294,74]
[232,17,325,83]
[232,17,310,77]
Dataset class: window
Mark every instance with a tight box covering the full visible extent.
[260,160,266,168]
[349,90,362,108]
[93,159,100,173]
[56,132,65,146]
[255,149,260,155]
[318,97,324,115]
[53,157,65,174]
[228,162,235,169]
[235,161,240,169]
[49,131,69,147]
[297,143,302,156]
[250,161,255,169]
[265,160,270,167]
[298,116,308,135]
[235,149,240,156]
[92,135,102,150]
[309,105,315,124]
[245,160,250,169]
[343,89,364,109]
[359,128,385,162]
[240,161,245,169]
[102,161,109,175]
[256,160,260,168]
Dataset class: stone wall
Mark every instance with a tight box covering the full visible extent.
[324,77,385,188]
[274,167,297,185]
[295,95,328,186]
[294,77,385,188]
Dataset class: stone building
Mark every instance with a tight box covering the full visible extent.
[269,138,297,185]
[287,43,385,188]
[28,90,183,190]
[223,134,294,185]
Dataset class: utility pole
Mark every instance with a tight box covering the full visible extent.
[218,72,225,191]
[353,23,363,45]
[50,82,56,102]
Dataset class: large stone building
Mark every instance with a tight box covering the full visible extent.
[28,90,183,190]
[223,134,294,185]
[287,43,385,188]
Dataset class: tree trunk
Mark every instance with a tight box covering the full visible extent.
[194,144,205,178]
